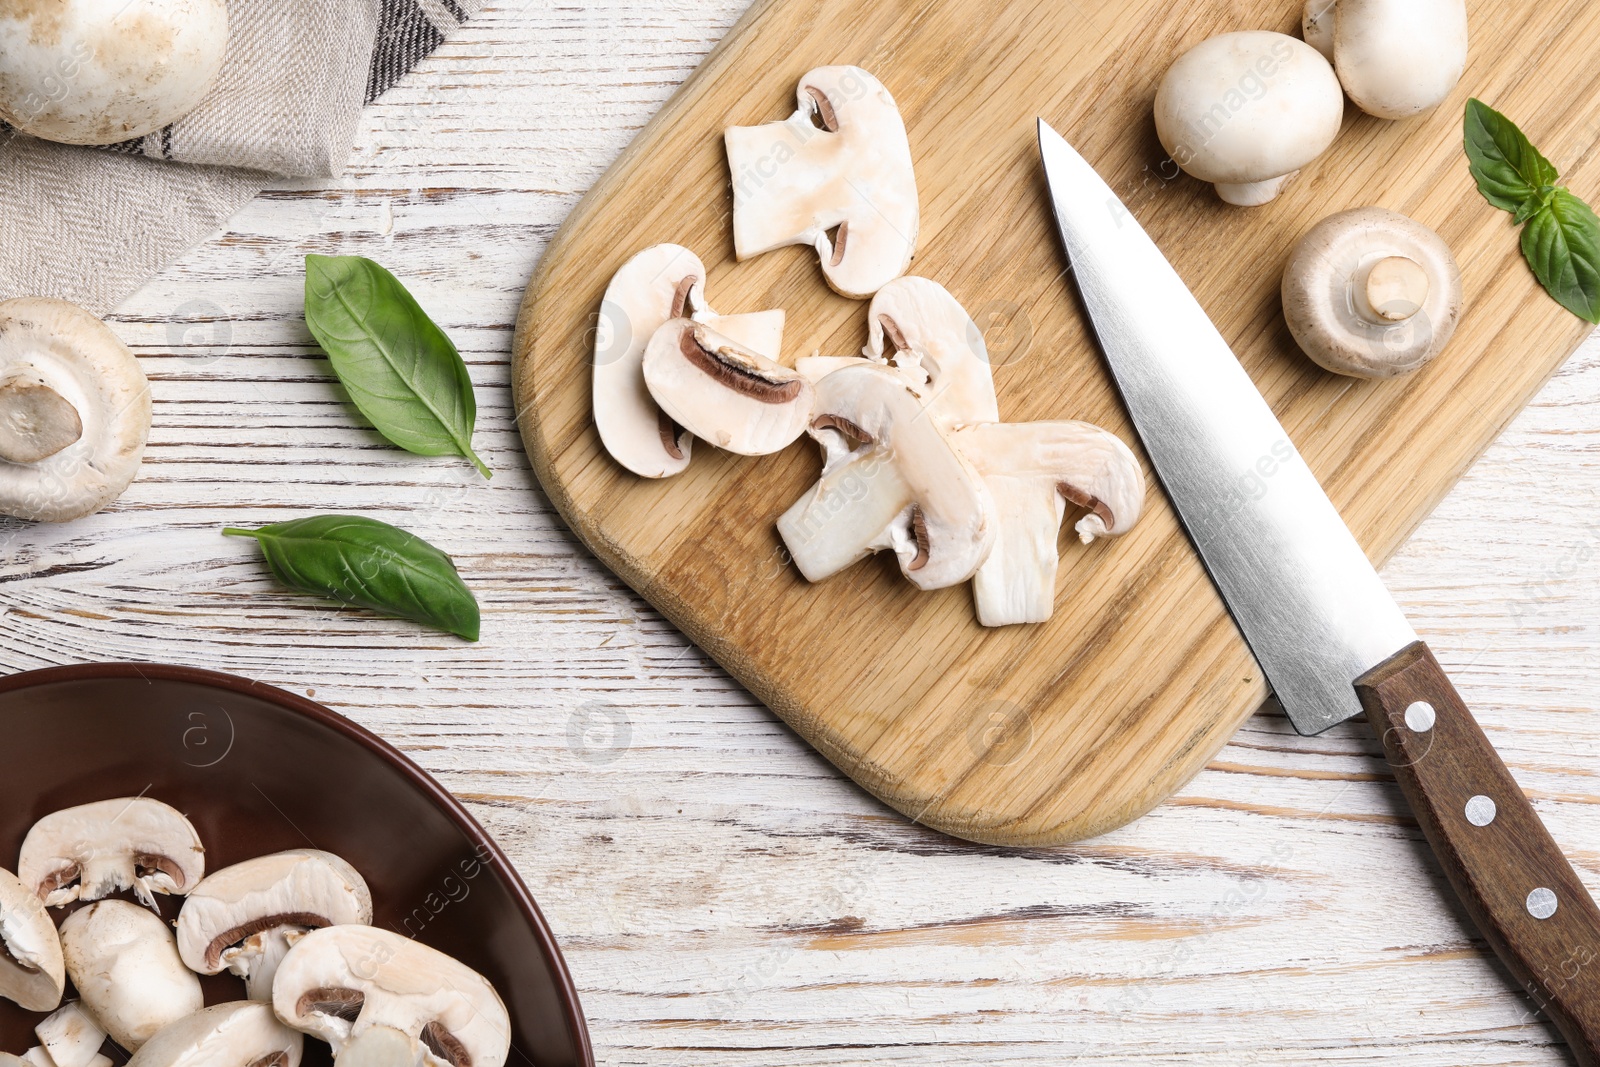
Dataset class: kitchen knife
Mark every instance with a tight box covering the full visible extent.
[1038,118,1600,1063]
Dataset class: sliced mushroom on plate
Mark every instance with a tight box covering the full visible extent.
[1154,32,1345,206]
[725,65,919,298]
[60,901,204,1052]
[19,797,204,909]
[594,244,787,478]
[35,1001,107,1067]
[1281,206,1463,378]
[273,924,510,1067]
[0,298,152,522]
[1305,0,1468,119]
[127,1001,304,1067]
[641,319,814,456]
[951,422,1145,627]
[777,363,996,591]
[0,0,229,145]
[177,849,373,1001]
[0,867,64,1012]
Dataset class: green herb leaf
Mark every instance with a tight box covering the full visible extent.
[1465,98,1560,213]
[225,515,480,640]
[1520,191,1600,324]
[305,255,491,478]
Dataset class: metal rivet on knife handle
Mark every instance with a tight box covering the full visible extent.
[1528,888,1560,920]
[1404,700,1436,732]
[1465,795,1497,827]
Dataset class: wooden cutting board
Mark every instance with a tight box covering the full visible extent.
[512,0,1600,845]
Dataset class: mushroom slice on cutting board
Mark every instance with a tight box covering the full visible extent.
[177,850,373,1001]
[1154,32,1344,206]
[725,65,919,299]
[36,1002,107,1067]
[1281,206,1462,378]
[0,298,151,523]
[642,320,814,456]
[1313,0,1468,119]
[127,1001,304,1067]
[20,797,204,909]
[593,244,786,478]
[778,363,995,591]
[273,924,510,1067]
[60,901,204,1052]
[0,867,64,1012]
[951,422,1145,627]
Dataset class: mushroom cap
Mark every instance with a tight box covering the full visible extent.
[19,796,204,908]
[1281,206,1462,378]
[1154,32,1344,191]
[0,298,151,523]
[593,244,787,478]
[127,1001,304,1067]
[0,0,229,145]
[0,867,65,1012]
[176,849,372,993]
[726,65,919,299]
[863,277,999,429]
[60,900,204,1052]
[641,319,813,457]
[272,924,510,1067]
[1332,0,1468,120]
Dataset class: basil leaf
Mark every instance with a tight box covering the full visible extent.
[305,255,491,478]
[1521,191,1600,324]
[225,515,480,641]
[1465,98,1560,213]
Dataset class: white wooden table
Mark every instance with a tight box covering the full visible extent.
[10,1,1600,1063]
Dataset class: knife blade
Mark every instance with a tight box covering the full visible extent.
[1039,118,1600,1063]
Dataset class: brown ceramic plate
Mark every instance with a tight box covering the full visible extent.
[0,663,592,1067]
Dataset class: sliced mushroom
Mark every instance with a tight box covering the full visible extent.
[0,867,64,1012]
[0,298,151,522]
[272,925,510,1067]
[35,1002,106,1067]
[60,901,204,1052]
[1281,206,1463,378]
[0,0,229,145]
[725,65,919,298]
[19,797,204,909]
[177,850,373,1001]
[1317,0,1469,119]
[127,1001,304,1067]
[777,363,995,591]
[1154,32,1345,206]
[593,244,787,478]
[641,320,814,456]
[951,422,1145,627]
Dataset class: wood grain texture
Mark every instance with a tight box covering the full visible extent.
[512,0,1600,846]
[1359,642,1600,1067]
[3,0,1600,1061]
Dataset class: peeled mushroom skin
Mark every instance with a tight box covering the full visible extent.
[1281,205,1463,379]
[272,924,510,1067]
[777,363,996,591]
[0,0,230,145]
[0,867,65,1012]
[60,900,205,1052]
[126,1001,304,1067]
[176,849,373,1001]
[593,244,787,478]
[19,796,204,908]
[641,320,814,457]
[1153,31,1344,207]
[725,65,919,299]
[1331,0,1468,120]
[0,298,151,523]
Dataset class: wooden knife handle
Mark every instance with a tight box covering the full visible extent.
[1356,641,1600,1065]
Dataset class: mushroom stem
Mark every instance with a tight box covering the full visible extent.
[1213,172,1297,207]
[1359,255,1430,321]
[0,377,82,466]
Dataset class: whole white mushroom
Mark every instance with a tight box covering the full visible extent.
[0,0,229,145]
[1154,31,1345,207]
[1302,0,1469,119]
